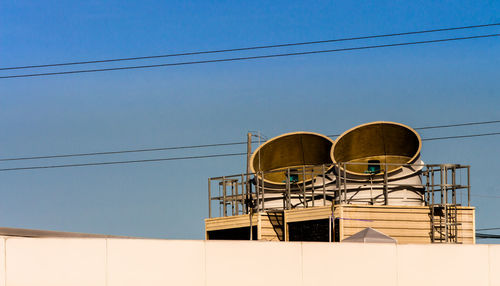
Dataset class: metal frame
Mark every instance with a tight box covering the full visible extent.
[207,162,471,244]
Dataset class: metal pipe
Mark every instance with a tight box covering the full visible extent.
[467,166,471,207]
[256,173,260,213]
[384,162,388,205]
[343,163,347,204]
[302,166,307,208]
[311,167,315,207]
[322,164,326,206]
[335,164,340,205]
[240,174,245,214]
[261,171,265,211]
[329,215,332,243]
[208,178,211,218]
[222,176,227,217]
[286,168,291,209]
[246,132,251,214]
[452,166,456,205]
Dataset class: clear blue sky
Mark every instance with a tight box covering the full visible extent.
[0,1,499,242]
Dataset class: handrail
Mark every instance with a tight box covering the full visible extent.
[208,162,470,218]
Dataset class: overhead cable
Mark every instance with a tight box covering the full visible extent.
[476,233,500,239]
[0,131,499,172]
[421,132,500,141]
[0,153,247,172]
[415,120,500,130]
[476,227,500,231]
[0,142,247,162]
[1,22,498,71]
[1,34,499,79]
[1,120,500,162]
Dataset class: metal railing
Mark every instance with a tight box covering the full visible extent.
[208,162,470,219]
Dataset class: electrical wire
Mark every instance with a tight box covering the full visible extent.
[415,120,500,130]
[476,227,500,231]
[476,233,500,239]
[422,132,500,141]
[0,153,247,172]
[1,34,499,79]
[1,120,499,162]
[0,142,247,162]
[0,131,499,172]
[1,22,498,71]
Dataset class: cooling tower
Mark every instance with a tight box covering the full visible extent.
[250,132,335,186]
[249,132,335,209]
[330,121,425,206]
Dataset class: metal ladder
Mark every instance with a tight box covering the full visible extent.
[426,165,464,243]
[430,203,461,243]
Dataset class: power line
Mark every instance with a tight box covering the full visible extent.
[0,131,499,172]
[476,227,500,231]
[0,141,247,162]
[1,22,499,71]
[0,153,247,172]
[2,33,499,79]
[415,120,500,130]
[476,233,500,239]
[1,121,500,162]
[422,132,500,141]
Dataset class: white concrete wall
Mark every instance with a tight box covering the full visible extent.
[0,236,498,286]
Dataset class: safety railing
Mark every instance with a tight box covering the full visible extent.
[207,162,470,218]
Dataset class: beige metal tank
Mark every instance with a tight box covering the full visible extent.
[331,121,421,177]
[250,131,335,186]
[330,121,425,206]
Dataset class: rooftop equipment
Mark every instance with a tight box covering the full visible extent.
[250,131,334,185]
[330,121,425,206]
[206,121,474,244]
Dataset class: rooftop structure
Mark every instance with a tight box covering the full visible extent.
[205,121,475,243]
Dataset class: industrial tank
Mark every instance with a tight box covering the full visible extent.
[250,131,334,186]
[330,121,425,206]
[250,132,335,209]
[248,122,425,209]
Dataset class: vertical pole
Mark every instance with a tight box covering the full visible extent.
[322,164,326,206]
[261,171,265,211]
[452,166,456,205]
[246,132,252,213]
[425,169,430,205]
[256,174,260,213]
[451,166,457,243]
[230,181,234,216]
[384,162,388,205]
[240,174,245,214]
[246,132,254,240]
[311,167,315,207]
[329,215,332,243]
[208,178,211,218]
[249,182,253,241]
[443,165,448,242]
[467,166,471,207]
[431,167,435,206]
[287,168,291,209]
[235,180,239,215]
[335,164,340,205]
[302,166,307,208]
[222,176,227,217]
[343,163,347,204]
[430,166,435,243]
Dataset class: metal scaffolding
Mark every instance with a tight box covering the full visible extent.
[208,162,470,244]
